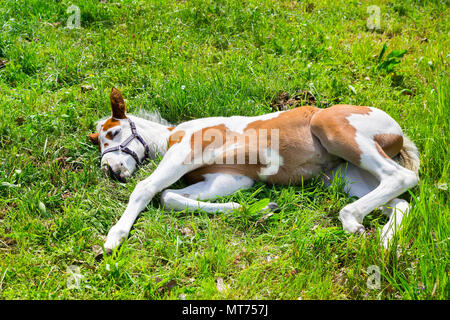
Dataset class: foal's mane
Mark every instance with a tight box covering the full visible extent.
[95,109,171,131]
[133,109,171,126]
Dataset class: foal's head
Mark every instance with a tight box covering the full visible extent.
[89,88,154,182]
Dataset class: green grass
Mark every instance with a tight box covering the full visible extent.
[0,0,448,299]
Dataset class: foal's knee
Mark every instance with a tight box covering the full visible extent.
[160,189,194,211]
[401,169,419,189]
[160,189,176,206]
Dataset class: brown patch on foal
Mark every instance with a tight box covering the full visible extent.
[168,130,186,149]
[88,132,102,152]
[102,118,121,132]
[102,118,122,140]
[88,132,99,145]
[185,106,339,185]
[185,124,264,182]
[244,106,339,184]
[190,124,227,151]
[374,133,403,158]
[189,124,265,168]
[310,105,372,165]
[311,105,405,165]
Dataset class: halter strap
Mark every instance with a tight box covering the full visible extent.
[101,118,151,166]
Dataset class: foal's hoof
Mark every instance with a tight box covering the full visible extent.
[355,225,366,235]
[255,203,279,226]
[380,225,395,249]
[342,222,366,235]
[95,251,104,261]
[93,245,112,261]
[264,202,280,213]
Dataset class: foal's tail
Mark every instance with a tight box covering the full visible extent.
[395,135,420,175]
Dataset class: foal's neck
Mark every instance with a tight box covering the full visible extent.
[128,115,171,157]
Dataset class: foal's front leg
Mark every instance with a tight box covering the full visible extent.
[103,144,199,254]
[160,173,255,212]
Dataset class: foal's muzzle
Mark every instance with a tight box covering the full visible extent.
[105,164,127,183]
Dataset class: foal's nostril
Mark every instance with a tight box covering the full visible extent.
[107,165,127,183]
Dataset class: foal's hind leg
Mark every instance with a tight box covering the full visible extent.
[311,105,418,236]
[161,173,255,212]
[379,198,410,247]
[326,162,412,247]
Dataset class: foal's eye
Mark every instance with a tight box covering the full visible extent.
[112,129,121,138]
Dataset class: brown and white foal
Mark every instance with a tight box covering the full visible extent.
[89,88,419,254]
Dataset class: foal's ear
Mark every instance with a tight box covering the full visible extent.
[88,132,99,145]
[110,87,127,119]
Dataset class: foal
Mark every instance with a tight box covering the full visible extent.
[89,88,420,254]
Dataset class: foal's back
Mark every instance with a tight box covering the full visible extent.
[183,106,341,184]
